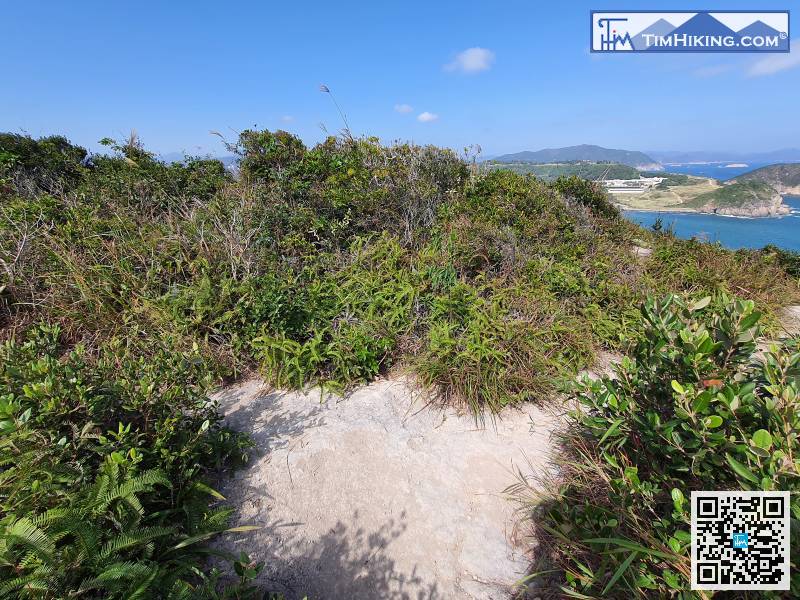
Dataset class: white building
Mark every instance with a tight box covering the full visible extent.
[602,177,664,194]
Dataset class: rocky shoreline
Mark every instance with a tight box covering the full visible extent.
[615,191,792,218]
[696,191,791,217]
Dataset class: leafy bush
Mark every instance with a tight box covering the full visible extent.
[762,244,800,279]
[234,129,307,185]
[527,294,800,597]
[0,326,254,598]
[0,134,87,196]
[552,175,620,220]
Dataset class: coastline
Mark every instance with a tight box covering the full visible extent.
[616,203,791,218]
[622,196,800,251]
[619,206,768,220]
[613,191,792,218]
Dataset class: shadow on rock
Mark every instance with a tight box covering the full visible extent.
[224,510,441,600]
[219,386,327,458]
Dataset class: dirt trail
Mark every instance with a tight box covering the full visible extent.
[212,378,562,599]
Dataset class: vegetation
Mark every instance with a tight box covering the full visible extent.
[732,163,800,193]
[483,161,639,181]
[1,130,798,597]
[683,180,780,210]
[763,245,800,279]
[525,294,800,597]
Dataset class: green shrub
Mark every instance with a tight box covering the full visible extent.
[528,294,800,597]
[235,129,307,185]
[552,175,620,220]
[0,325,253,598]
[252,236,415,391]
[0,134,87,195]
[762,244,800,279]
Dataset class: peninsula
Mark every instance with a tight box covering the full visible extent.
[609,174,791,217]
[730,163,800,196]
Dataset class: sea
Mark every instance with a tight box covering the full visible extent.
[622,162,800,252]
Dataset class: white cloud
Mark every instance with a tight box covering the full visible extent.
[417,112,439,123]
[281,115,294,122]
[748,41,800,76]
[444,47,495,74]
[394,103,413,114]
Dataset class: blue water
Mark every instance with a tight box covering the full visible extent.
[625,197,800,251]
[622,162,800,251]
[662,162,773,181]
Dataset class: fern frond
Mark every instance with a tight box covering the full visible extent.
[125,566,160,600]
[97,469,168,513]
[0,573,50,596]
[98,526,175,561]
[2,517,56,564]
[78,560,153,591]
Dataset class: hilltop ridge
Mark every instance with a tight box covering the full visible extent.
[731,162,800,195]
[491,144,662,170]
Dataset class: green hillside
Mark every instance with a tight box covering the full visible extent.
[682,180,778,209]
[483,160,639,181]
[731,162,800,193]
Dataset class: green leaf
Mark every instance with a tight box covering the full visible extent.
[690,296,711,311]
[598,419,623,445]
[671,380,685,395]
[583,538,675,560]
[663,568,682,590]
[602,551,638,595]
[704,415,723,429]
[751,429,773,450]
[192,481,226,501]
[670,488,684,510]
[692,394,711,413]
[667,537,681,553]
[725,453,759,483]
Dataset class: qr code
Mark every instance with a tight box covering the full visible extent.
[691,491,790,590]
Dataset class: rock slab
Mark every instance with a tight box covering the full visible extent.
[212,378,560,599]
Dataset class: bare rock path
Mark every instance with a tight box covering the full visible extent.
[780,305,800,336]
[211,378,562,599]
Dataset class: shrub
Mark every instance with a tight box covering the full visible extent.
[762,244,800,279]
[235,129,307,185]
[0,134,87,196]
[0,325,253,598]
[526,294,800,597]
[552,175,620,220]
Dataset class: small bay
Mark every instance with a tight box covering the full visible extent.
[622,162,800,251]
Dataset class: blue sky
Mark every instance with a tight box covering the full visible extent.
[2,1,798,157]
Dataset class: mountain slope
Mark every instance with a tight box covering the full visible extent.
[492,145,661,169]
[483,161,639,181]
[682,180,788,216]
[731,163,800,195]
